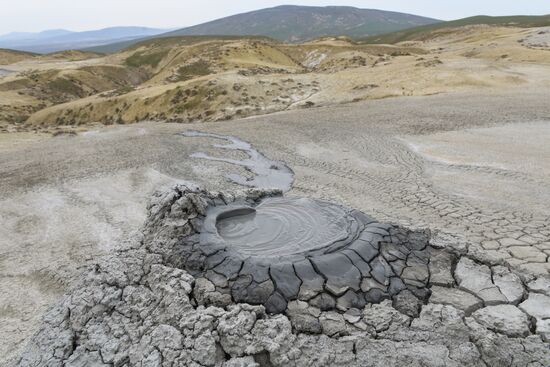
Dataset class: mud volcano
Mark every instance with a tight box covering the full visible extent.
[172,192,433,314]
[204,197,366,257]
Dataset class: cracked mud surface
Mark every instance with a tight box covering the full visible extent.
[2,91,550,365]
[17,186,550,366]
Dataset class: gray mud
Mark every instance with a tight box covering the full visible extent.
[205,197,364,257]
[175,189,433,314]
[18,185,550,367]
[180,130,294,191]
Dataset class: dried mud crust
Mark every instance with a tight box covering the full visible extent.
[17,185,550,366]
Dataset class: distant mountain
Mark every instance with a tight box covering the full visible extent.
[0,27,173,53]
[0,29,73,41]
[361,14,550,44]
[163,5,440,42]
[86,5,440,53]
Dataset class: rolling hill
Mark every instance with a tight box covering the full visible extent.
[360,14,550,44]
[87,5,440,53]
[0,48,37,64]
[162,5,440,42]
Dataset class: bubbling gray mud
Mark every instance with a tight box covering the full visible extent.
[180,130,294,192]
[210,197,361,257]
[172,190,435,315]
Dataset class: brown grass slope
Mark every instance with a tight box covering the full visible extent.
[0,48,37,65]
[1,24,549,132]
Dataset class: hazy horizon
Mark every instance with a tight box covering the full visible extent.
[0,0,548,35]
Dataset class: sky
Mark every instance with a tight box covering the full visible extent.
[0,0,549,35]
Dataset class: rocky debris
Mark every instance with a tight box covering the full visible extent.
[527,277,550,297]
[492,266,524,304]
[362,300,411,334]
[521,27,550,50]
[429,286,483,314]
[286,300,322,334]
[519,293,550,341]
[17,185,550,366]
[472,305,530,337]
[519,293,550,320]
[427,249,455,286]
[537,320,550,342]
[455,257,507,305]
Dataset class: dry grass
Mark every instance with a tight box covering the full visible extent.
[2,25,550,131]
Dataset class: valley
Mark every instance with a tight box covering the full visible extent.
[1,25,549,135]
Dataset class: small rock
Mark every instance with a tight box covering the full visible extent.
[492,266,524,304]
[536,319,550,342]
[454,257,507,305]
[392,289,422,317]
[309,293,336,311]
[363,300,410,333]
[319,311,347,336]
[66,351,109,367]
[527,277,550,297]
[519,293,550,320]
[193,277,215,301]
[223,356,259,367]
[343,308,362,324]
[429,286,483,314]
[428,249,455,286]
[286,300,322,334]
[472,305,530,337]
[448,342,482,365]
[336,290,365,311]
[265,292,287,314]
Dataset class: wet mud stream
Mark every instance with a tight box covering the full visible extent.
[180,130,294,192]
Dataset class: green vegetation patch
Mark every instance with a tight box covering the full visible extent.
[175,60,212,81]
[47,77,84,97]
[124,50,169,68]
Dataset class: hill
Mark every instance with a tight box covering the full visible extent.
[0,48,37,64]
[361,14,550,44]
[2,23,550,133]
[87,5,439,53]
[161,5,440,42]
[0,27,172,53]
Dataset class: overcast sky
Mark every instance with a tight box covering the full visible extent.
[0,0,549,35]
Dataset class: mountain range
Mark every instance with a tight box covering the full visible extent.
[0,27,172,53]
[1,6,440,53]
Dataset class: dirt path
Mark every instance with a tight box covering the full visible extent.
[1,89,550,364]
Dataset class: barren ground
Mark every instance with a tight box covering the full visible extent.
[1,89,550,364]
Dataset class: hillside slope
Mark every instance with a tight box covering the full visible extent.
[361,14,550,44]
[0,48,37,64]
[2,24,550,133]
[88,5,440,53]
[163,5,440,42]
